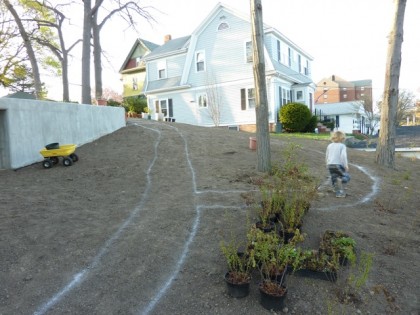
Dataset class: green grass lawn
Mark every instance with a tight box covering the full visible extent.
[271,132,331,141]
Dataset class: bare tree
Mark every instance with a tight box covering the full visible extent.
[4,0,43,99]
[354,95,380,135]
[395,90,416,125]
[81,0,93,104]
[375,0,407,168]
[250,0,271,173]
[91,0,154,100]
[205,74,221,126]
[29,0,82,102]
[81,0,154,104]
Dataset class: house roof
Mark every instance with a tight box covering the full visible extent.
[272,62,313,84]
[314,101,363,115]
[146,76,186,93]
[143,2,314,93]
[352,79,372,87]
[2,91,36,99]
[144,36,191,61]
[119,38,159,72]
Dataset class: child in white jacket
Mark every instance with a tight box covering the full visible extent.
[326,131,351,197]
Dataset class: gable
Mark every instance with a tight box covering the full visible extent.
[119,39,159,73]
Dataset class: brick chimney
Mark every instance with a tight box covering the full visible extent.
[164,34,172,43]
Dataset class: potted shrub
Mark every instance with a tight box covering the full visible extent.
[246,225,305,311]
[220,237,252,298]
[319,230,356,266]
[255,186,276,232]
[255,230,305,311]
[294,249,340,282]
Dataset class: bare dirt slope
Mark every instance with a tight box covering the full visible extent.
[0,119,419,315]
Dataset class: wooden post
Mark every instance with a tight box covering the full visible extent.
[250,0,271,173]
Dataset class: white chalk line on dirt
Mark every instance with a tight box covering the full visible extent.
[303,147,380,211]
[140,124,382,314]
[33,123,162,315]
[138,123,246,315]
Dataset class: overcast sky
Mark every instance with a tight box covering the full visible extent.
[4,0,419,103]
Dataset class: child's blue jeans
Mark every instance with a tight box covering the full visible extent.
[328,164,351,185]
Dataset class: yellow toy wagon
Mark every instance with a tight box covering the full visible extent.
[39,143,79,168]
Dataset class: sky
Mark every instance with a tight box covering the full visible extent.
[2,0,419,103]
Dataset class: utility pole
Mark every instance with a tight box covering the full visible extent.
[250,0,271,173]
[375,0,407,168]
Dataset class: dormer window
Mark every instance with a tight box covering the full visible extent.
[157,60,166,79]
[218,22,229,30]
[195,51,205,72]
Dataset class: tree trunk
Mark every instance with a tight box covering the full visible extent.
[92,11,103,100]
[375,0,407,168]
[250,0,271,173]
[4,0,43,99]
[81,0,92,104]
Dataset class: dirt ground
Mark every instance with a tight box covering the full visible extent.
[0,119,419,315]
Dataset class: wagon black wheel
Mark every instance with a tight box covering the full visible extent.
[70,153,79,162]
[51,157,59,165]
[63,157,73,166]
[42,159,52,169]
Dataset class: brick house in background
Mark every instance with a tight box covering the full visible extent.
[314,75,372,110]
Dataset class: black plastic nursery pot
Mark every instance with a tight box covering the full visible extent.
[259,283,287,311]
[224,272,251,298]
[293,268,337,282]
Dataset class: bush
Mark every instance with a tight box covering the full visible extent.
[279,102,312,132]
[303,115,318,133]
[123,96,148,113]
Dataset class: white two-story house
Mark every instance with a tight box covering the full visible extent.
[142,3,315,131]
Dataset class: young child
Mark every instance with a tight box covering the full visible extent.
[325,131,350,197]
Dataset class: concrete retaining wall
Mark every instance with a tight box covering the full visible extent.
[0,98,126,169]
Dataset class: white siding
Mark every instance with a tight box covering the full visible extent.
[188,10,254,87]
[148,54,186,81]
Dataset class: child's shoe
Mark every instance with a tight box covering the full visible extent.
[336,190,346,198]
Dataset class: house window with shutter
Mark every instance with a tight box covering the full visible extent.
[196,51,205,72]
[245,41,252,63]
[240,88,255,110]
[197,93,208,108]
[132,78,138,90]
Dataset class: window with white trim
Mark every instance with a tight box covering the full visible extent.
[197,93,208,108]
[157,60,166,79]
[154,98,173,117]
[276,40,281,62]
[240,87,256,110]
[296,90,303,100]
[195,51,205,72]
[245,41,252,63]
[282,87,291,105]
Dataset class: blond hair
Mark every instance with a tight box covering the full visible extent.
[330,130,346,143]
